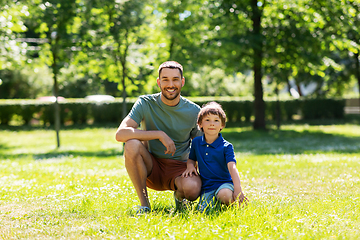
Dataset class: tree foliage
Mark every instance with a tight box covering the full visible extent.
[1,0,359,130]
[0,1,28,71]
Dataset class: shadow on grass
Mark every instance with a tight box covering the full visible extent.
[0,123,117,132]
[1,118,359,160]
[124,202,239,218]
[1,129,359,161]
[222,128,360,155]
[226,114,360,128]
[0,149,122,161]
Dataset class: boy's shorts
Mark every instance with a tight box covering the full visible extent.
[146,154,187,191]
[198,183,234,212]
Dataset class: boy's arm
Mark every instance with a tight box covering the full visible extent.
[227,161,247,205]
[182,159,198,177]
[115,116,176,156]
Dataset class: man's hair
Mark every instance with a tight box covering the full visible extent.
[197,102,227,128]
[158,61,183,79]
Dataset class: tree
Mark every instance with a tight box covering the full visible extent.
[262,0,326,98]
[320,0,360,104]
[29,0,79,147]
[78,0,150,119]
[204,0,358,129]
[206,0,266,129]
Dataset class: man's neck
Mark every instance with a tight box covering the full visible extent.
[160,94,181,107]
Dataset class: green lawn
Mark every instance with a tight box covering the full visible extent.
[0,122,360,239]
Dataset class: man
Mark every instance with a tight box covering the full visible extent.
[115,61,202,214]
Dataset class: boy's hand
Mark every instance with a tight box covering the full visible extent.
[234,191,248,207]
[182,166,198,178]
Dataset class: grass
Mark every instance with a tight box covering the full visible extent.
[0,120,360,239]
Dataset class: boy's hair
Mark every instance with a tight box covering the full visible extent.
[197,102,227,129]
[158,61,183,79]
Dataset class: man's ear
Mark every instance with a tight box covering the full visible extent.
[157,77,161,88]
[182,77,185,87]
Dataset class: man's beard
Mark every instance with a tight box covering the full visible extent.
[161,87,181,101]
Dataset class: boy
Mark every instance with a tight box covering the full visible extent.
[182,102,247,212]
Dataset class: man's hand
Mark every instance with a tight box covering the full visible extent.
[159,131,176,156]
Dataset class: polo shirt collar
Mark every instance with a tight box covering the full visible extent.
[200,133,224,148]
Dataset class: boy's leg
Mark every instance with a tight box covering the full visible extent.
[197,190,216,212]
[216,183,235,205]
[123,139,153,208]
[174,174,201,201]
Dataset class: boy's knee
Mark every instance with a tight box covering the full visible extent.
[216,188,233,205]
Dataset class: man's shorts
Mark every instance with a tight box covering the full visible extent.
[146,154,187,191]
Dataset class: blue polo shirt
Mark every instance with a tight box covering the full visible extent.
[189,133,236,193]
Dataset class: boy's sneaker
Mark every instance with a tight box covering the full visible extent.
[135,206,151,216]
[174,192,192,211]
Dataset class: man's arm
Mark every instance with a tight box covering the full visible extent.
[115,116,176,156]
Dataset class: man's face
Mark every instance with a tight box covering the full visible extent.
[157,68,184,104]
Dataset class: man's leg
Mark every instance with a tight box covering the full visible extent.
[174,175,201,201]
[123,139,153,208]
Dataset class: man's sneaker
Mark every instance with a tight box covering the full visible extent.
[135,206,151,216]
[174,192,192,211]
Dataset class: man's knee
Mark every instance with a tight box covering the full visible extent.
[182,176,201,200]
[124,139,143,158]
[123,139,152,175]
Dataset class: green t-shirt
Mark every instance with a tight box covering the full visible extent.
[128,93,202,161]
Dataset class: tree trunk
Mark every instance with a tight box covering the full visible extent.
[121,62,127,120]
[355,51,360,109]
[52,44,60,148]
[296,82,303,97]
[275,83,281,130]
[251,0,266,130]
[119,31,129,120]
[287,78,292,96]
[54,76,61,148]
[169,36,175,60]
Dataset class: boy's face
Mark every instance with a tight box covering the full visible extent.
[199,113,224,136]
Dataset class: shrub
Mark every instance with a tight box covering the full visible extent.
[301,98,345,120]
[0,97,346,126]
